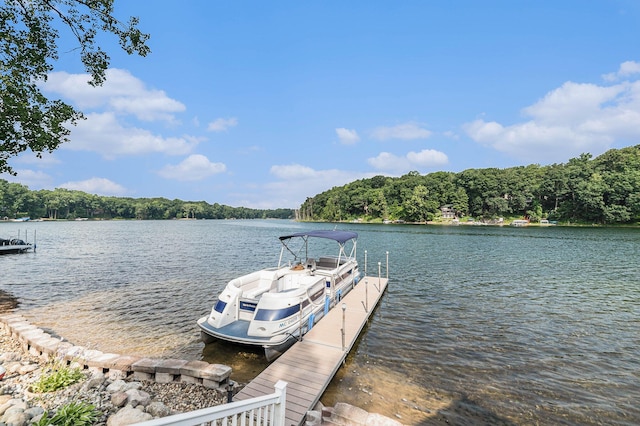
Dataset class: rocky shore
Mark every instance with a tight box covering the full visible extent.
[0,325,229,425]
[0,306,404,426]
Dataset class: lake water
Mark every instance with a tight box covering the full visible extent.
[1,219,638,425]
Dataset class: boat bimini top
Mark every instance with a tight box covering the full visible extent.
[277,230,358,268]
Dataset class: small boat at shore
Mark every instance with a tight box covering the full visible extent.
[197,230,361,361]
[0,238,33,255]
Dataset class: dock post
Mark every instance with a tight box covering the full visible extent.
[386,251,389,279]
[364,279,369,313]
[341,303,346,351]
[376,262,382,292]
[364,250,367,277]
[299,297,304,341]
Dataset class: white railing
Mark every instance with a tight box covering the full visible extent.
[136,381,287,426]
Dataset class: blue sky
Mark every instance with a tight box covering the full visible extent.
[4,1,640,209]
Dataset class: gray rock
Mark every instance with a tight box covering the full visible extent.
[30,412,46,424]
[111,392,129,408]
[16,364,38,375]
[1,410,28,426]
[121,382,142,391]
[125,389,151,407]
[3,363,21,375]
[83,374,107,391]
[106,380,127,393]
[23,406,44,420]
[107,406,153,426]
[0,400,24,416]
[3,406,26,417]
[145,401,171,418]
[366,413,404,426]
[0,353,21,363]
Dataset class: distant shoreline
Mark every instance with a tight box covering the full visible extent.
[2,216,640,228]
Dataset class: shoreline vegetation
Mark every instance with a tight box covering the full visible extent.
[297,145,640,226]
[3,146,640,226]
[3,215,639,228]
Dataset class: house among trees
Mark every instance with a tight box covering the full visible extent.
[440,205,456,219]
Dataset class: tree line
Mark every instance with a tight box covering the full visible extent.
[0,183,293,221]
[298,145,640,225]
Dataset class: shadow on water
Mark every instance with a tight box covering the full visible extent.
[200,339,270,385]
[0,289,19,312]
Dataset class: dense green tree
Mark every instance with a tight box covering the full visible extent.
[539,163,569,212]
[298,145,640,225]
[1,0,150,174]
[0,179,294,220]
[449,187,469,217]
[402,185,438,222]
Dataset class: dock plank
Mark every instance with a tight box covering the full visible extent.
[235,276,388,426]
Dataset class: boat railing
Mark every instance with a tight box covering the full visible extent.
[136,381,287,426]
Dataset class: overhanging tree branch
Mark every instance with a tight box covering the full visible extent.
[0,0,150,174]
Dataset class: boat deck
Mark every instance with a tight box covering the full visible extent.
[234,275,388,426]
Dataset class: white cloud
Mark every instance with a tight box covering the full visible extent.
[367,149,448,173]
[602,60,640,82]
[12,152,61,166]
[367,152,411,172]
[2,169,52,189]
[158,154,226,181]
[335,128,360,144]
[67,112,201,158]
[407,149,449,166]
[60,177,128,196]
[260,164,373,209]
[42,69,185,122]
[269,164,318,179]
[207,117,238,132]
[371,122,432,141]
[443,130,459,140]
[464,67,640,163]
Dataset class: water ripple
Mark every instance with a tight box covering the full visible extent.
[1,221,639,424]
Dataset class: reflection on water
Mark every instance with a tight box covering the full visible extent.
[1,220,639,425]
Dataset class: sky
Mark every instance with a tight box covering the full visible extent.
[3,1,640,209]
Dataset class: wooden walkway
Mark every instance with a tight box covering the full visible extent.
[234,275,388,426]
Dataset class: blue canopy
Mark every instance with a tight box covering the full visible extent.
[279,230,358,244]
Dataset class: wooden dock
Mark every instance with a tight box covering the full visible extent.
[234,275,388,426]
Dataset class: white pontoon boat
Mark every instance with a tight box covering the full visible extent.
[197,230,360,361]
[0,238,33,255]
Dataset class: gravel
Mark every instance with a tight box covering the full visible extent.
[0,325,230,425]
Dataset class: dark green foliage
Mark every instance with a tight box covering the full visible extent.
[0,182,295,220]
[34,401,98,426]
[299,145,640,225]
[1,0,150,174]
[31,363,85,393]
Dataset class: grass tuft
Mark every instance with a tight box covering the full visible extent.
[34,401,98,426]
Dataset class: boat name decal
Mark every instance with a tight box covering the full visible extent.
[240,301,257,311]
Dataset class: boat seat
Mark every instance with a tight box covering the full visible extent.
[244,279,278,299]
[317,257,338,269]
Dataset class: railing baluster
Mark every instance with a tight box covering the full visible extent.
[133,382,287,426]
